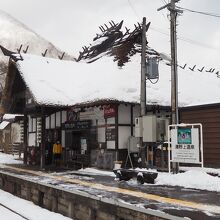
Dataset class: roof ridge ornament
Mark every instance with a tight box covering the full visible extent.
[0,45,23,62]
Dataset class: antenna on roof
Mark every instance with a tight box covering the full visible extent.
[23,45,29,53]
[17,44,23,53]
[42,49,48,57]
[205,68,212,73]
[189,65,196,71]
[179,64,187,69]
[198,66,204,72]
[99,26,105,32]
[125,27,130,34]
[58,52,65,60]
[111,20,116,26]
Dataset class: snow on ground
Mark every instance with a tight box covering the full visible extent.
[155,170,220,192]
[0,189,71,220]
[1,153,220,192]
[75,167,220,192]
[78,167,115,177]
[180,166,220,176]
[0,152,23,165]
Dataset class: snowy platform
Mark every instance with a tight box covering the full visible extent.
[0,153,220,219]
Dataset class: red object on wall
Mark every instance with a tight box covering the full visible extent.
[104,105,116,118]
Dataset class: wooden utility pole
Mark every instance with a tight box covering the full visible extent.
[170,0,179,125]
[158,0,182,173]
[141,17,147,117]
[140,17,147,167]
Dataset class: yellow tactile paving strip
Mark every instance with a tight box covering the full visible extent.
[2,165,220,215]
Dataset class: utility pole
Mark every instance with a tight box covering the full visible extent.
[158,0,182,173]
[141,17,147,117]
[140,17,147,167]
[170,0,180,125]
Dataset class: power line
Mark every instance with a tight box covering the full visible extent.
[177,6,220,18]
[149,26,220,51]
[127,0,139,18]
[178,36,220,52]
[126,0,220,52]
[160,0,169,20]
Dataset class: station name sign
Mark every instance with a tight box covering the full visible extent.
[62,120,91,130]
[171,127,200,163]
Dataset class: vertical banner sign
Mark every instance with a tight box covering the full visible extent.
[171,128,200,163]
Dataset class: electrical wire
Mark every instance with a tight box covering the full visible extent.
[177,6,220,18]
[160,0,169,21]
[127,0,139,18]
[126,0,220,52]
[149,26,220,51]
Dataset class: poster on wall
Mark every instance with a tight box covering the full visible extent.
[106,127,116,141]
[67,110,79,121]
[177,128,192,144]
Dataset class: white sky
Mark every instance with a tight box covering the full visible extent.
[0,0,219,72]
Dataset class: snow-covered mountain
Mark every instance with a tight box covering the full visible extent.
[0,10,74,89]
[0,10,71,59]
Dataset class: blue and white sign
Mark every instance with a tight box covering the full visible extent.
[168,123,204,173]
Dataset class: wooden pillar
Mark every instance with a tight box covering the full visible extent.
[23,112,28,164]
[40,107,46,169]
[115,104,119,161]
[130,105,133,136]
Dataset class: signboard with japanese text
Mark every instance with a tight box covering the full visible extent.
[61,120,91,130]
[106,127,116,141]
[171,128,200,163]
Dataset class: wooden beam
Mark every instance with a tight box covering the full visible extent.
[40,107,46,169]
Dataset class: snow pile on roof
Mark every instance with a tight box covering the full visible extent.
[3,114,23,120]
[0,121,10,130]
[16,53,220,107]
[155,170,220,192]
[0,152,22,164]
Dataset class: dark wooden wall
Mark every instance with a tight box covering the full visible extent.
[180,106,220,168]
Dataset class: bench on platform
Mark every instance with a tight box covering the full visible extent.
[113,168,158,184]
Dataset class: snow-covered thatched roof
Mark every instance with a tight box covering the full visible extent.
[14,52,220,107]
[0,121,10,130]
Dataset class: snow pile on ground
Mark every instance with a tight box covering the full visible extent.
[78,167,115,177]
[0,189,71,220]
[180,166,220,176]
[0,152,22,165]
[155,170,220,192]
[80,167,220,192]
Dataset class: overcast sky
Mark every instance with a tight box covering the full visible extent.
[0,0,220,71]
